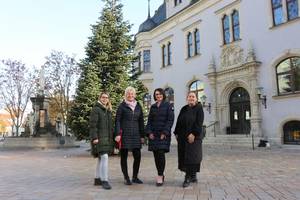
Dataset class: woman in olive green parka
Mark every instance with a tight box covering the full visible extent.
[89,92,114,190]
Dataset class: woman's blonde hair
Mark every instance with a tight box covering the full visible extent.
[98,92,112,111]
[124,86,136,100]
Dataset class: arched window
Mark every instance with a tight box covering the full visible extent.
[283,120,300,145]
[194,29,200,55]
[272,0,284,25]
[276,57,300,95]
[286,0,299,20]
[187,32,193,58]
[167,42,172,65]
[164,87,174,104]
[189,80,205,101]
[143,93,152,110]
[231,10,240,41]
[162,45,167,67]
[222,15,230,44]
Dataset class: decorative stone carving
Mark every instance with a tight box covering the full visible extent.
[208,55,216,73]
[221,44,244,68]
[246,43,256,62]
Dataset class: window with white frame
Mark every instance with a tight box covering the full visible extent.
[276,56,300,95]
[189,80,205,101]
[137,51,142,71]
[221,9,241,45]
[187,32,193,58]
[271,0,299,26]
[161,42,172,67]
[174,0,182,6]
[286,0,299,20]
[167,42,172,65]
[194,29,200,55]
[162,45,167,67]
[222,15,231,44]
[186,28,201,58]
[143,50,151,72]
[164,87,174,104]
[232,10,240,41]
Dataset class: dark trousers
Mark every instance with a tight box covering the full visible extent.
[153,150,165,176]
[120,148,141,179]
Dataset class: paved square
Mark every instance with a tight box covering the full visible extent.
[0,144,299,200]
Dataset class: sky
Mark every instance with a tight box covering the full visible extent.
[0,0,163,68]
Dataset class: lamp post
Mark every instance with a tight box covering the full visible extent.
[200,95,211,114]
[256,87,267,109]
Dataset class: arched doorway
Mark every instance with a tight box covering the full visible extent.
[229,87,251,134]
[283,121,300,145]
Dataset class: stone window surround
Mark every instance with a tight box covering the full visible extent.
[269,49,300,98]
[182,20,202,59]
[215,0,241,46]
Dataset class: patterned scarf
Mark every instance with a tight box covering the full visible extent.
[125,100,137,111]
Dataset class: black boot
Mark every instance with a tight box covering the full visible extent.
[182,174,190,188]
[94,178,102,186]
[101,181,112,190]
[132,177,143,184]
[190,172,198,183]
[124,177,132,185]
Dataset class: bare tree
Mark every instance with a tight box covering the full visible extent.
[0,60,37,136]
[43,50,79,136]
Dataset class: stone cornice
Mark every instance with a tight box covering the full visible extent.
[206,61,261,79]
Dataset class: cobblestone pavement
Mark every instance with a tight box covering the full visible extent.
[0,144,300,200]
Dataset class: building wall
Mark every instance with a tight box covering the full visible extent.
[136,0,300,145]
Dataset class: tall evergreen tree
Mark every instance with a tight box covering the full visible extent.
[69,0,146,140]
[68,64,100,140]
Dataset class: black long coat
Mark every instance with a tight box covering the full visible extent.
[174,103,204,172]
[89,102,114,156]
[145,101,174,152]
[115,101,145,150]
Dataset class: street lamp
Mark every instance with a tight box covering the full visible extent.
[256,87,267,109]
[200,95,211,114]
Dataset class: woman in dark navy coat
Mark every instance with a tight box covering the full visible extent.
[174,91,204,188]
[115,86,145,185]
[146,88,174,186]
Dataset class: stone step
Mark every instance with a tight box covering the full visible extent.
[203,135,260,148]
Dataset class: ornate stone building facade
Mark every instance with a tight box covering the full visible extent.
[135,0,300,146]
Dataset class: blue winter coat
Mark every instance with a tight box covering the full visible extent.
[146,101,174,152]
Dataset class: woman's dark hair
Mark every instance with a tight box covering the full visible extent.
[153,88,166,101]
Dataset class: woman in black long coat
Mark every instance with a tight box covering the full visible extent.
[89,92,114,190]
[146,88,174,186]
[115,86,145,185]
[174,91,204,188]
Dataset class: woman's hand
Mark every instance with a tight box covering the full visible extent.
[115,135,121,142]
[93,139,99,144]
[149,133,155,140]
[187,134,195,144]
[160,134,166,140]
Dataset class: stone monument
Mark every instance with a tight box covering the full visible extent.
[30,66,52,136]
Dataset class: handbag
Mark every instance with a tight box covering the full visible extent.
[116,129,122,149]
[91,141,99,158]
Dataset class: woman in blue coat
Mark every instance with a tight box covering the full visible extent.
[146,88,174,186]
